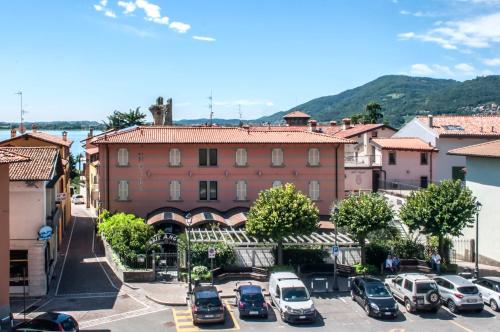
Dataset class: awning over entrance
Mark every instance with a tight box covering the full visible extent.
[187,228,357,247]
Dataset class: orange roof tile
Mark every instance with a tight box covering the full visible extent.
[333,124,394,138]
[0,131,73,147]
[92,126,354,145]
[417,115,500,138]
[0,148,30,164]
[283,111,311,118]
[371,138,438,152]
[86,147,99,155]
[448,140,500,158]
[248,123,393,138]
[2,147,59,181]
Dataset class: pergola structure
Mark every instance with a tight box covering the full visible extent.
[186,227,357,247]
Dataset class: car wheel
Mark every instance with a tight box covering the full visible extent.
[447,300,458,314]
[280,310,286,322]
[491,299,499,312]
[405,299,414,313]
[364,302,371,316]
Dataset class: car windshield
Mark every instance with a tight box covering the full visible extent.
[282,287,309,302]
[416,282,437,293]
[241,292,264,302]
[458,286,479,294]
[366,283,392,298]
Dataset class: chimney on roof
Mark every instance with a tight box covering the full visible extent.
[242,124,250,134]
[308,120,318,132]
[10,128,16,138]
[342,118,351,130]
[31,124,37,132]
[428,114,433,128]
[62,131,68,142]
[88,127,94,138]
[330,120,337,127]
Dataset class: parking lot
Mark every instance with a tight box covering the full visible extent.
[147,293,500,332]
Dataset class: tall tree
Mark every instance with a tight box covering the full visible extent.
[399,180,478,260]
[246,183,319,265]
[104,107,146,130]
[332,193,394,264]
[363,102,384,124]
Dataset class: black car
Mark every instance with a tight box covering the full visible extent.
[234,283,268,319]
[350,276,399,318]
[14,312,79,331]
[190,286,225,324]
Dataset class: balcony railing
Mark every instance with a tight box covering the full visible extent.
[344,154,381,167]
[377,179,435,197]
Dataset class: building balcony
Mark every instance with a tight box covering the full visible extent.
[344,154,381,167]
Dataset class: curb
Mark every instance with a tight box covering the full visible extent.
[123,283,140,290]
[145,294,187,307]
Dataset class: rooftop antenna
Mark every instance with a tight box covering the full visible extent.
[238,104,243,127]
[208,90,214,126]
[14,91,26,133]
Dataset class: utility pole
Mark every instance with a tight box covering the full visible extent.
[208,91,213,126]
[15,91,25,133]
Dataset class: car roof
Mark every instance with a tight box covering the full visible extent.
[399,273,434,282]
[238,285,262,293]
[193,286,218,292]
[437,275,474,286]
[279,279,306,288]
[34,312,72,322]
[271,272,298,280]
[481,276,500,283]
[357,276,382,283]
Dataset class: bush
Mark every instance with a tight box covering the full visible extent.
[178,238,235,269]
[353,263,377,275]
[192,266,211,281]
[365,242,390,267]
[98,210,158,262]
[282,248,329,266]
[392,239,426,260]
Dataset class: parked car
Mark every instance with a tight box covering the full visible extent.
[14,312,79,331]
[269,272,316,323]
[71,194,84,204]
[349,276,399,318]
[190,286,225,324]
[234,283,268,318]
[472,276,500,312]
[434,275,483,313]
[385,273,441,313]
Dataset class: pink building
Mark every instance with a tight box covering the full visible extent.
[92,126,352,230]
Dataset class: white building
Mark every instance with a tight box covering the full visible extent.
[394,115,500,182]
[448,140,500,267]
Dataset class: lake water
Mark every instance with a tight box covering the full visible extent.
[0,130,99,157]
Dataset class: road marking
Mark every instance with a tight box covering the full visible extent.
[172,303,240,332]
[81,307,168,328]
[449,320,474,332]
[55,292,119,298]
[224,299,240,331]
[389,329,405,332]
[55,216,77,296]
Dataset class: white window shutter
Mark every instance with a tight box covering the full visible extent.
[272,148,283,166]
[118,148,128,166]
[118,180,128,200]
[170,180,180,200]
[236,181,247,200]
[309,180,319,201]
[236,148,247,166]
[309,148,320,166]
[170,149,180,166]
[272,180,282,188]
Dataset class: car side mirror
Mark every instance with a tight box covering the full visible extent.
[233,289,238,292]
[262,288,266,292]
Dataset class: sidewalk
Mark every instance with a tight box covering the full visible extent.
[456,260,500,277]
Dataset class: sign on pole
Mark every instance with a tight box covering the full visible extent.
[332,245,339,257]
[208,247,216,259]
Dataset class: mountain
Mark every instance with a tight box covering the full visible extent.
[255,75,500,127]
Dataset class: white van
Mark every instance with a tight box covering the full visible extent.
[269,272,316,323]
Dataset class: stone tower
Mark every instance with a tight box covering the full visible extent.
[149,97,173,126]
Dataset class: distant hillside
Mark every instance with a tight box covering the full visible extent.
[256,75,500,127]
[0,121,105,130]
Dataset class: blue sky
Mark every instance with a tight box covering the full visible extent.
[1,0,500,122]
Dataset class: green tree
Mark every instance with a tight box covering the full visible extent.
[103,107,147,130]
[246,183,319,264]
[363,102,383,124]
[332,193,394,264]
[399,180,478,260]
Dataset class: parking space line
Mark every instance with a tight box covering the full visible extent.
[449,320,474,332]
[224,299,240,331]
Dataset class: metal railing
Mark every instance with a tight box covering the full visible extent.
[377,179,436,196]
[344,154,381,167]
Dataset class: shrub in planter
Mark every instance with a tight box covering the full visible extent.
[391,238,426,260]
[192,265,211,281]
[178,238,235,269]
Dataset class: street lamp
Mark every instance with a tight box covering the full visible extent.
[185,213,193,294]
[331,206,339,291]
[474,201,482,279]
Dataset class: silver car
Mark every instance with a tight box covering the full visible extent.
[434,275,483,313]
[473,276,500,312]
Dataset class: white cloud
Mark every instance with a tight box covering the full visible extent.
[117,1,136,14]
[94,4,104,12]
[169,21,191,33]
[135,0,161,18]
[398,12,500,50]
[399,10,433,17]
[100,0,108,6]
[483,58,500,66]
[409,64,435,75]
[455,63,476,75]
[147,16,169,25]
[105,10,117,18]
[193,36,216,42]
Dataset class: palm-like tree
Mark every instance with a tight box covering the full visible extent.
[103,107,146,130]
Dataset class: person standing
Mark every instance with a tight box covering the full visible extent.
[392,255,401,272]
[385,255,394,274]
[432,251,441,274]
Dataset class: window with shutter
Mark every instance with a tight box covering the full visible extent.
[117,148,129,166]
[236,180,247,200]
[118,180,129,200]
[170,180,181,200]
[169,149,181,166]
[235,148,247,166]
[272,148,283,166]
[308,148,320,166]
[309,180,320,201]
[272,180,282,188]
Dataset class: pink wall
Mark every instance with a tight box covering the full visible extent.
[99,143,345,218]
[0,165,9,317]
[381,149,437,184]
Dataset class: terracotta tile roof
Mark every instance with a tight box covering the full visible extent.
[448,140,500,158]
[1,147,59,181]
[417,115,500,138]
[0,148,30,164]
[86,147,99,155]
[371,138,438,152]
[92,126,354,145]
[333,124,394,138]
[283,111,311,118]
[0,131,73,147]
